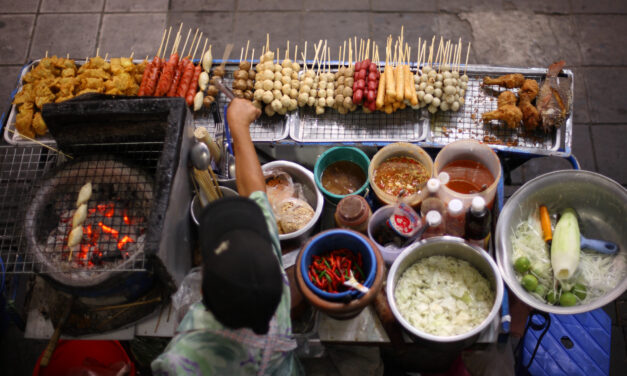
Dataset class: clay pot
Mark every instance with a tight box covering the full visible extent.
[295,229,385,319]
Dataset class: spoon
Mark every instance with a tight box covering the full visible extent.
[580,235,619,255]
[190,142,211,170]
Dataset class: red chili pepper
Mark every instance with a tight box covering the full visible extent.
[307,248,366,293]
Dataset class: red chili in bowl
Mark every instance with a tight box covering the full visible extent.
[307,248,364,293]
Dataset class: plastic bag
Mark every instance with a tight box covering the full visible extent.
[274,197,315,235]
[264,169,295,207]
[171,267,202,324]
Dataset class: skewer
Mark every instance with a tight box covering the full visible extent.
[464,42,471,74]
[303,41,308,68]
[244,40,250,62]
[266,33,270,55]
[251,48,255,64]
[276,48,279,64]
[239,47,243,63]
[285,40,289,61]
[219,42,232,69]
[45,50,48,58]
[96,47,100,57]
[191,32,203,61]
[7,129,73,159]
[187,29,198,57]
[342,40,346,67]
[294,44,298,63]
[181,28,192,58]
[366,39,370,61]
[162,26,172,59]
[156,29,167,58]
[348,38,352,67]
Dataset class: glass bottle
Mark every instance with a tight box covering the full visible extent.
[465,196,491,249]
[446,199,465,238]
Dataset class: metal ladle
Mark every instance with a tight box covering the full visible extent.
[190,142,211,170]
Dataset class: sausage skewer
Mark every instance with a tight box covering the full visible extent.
[186,38,207,106]
[176,31,202,98]
[139,29,166,96]
[168,28,192,97]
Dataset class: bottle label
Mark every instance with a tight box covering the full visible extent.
[388,202,421,237]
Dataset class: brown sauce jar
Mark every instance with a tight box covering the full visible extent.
[334,195,372,234]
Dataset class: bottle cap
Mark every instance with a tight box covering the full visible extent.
[426,210,442,226]
[437,172,450,185]
[471,196,486,213]
[426,178,441,193]
[448,199,463,214]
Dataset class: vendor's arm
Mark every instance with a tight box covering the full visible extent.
[227,98,263,197]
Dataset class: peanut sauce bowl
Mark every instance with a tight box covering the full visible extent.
[314,146,371,204]
[368,142,433,208]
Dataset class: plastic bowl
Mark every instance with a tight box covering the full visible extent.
[300,229,377,301]
[367,205,406,265]
[262,160,324,242]
[387,237,503,351]
[368,142,433,207]
[433,139,502,209]
[314,147,370,204]
[496,170,627,314]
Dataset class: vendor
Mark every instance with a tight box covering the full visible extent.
[152,98,302,375]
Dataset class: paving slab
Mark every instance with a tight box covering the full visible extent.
[503,0,571,14]
[583,67,627,124]
[30,14,100,59]
[239,0,302,11]
[570,67,590,124]
[170,0,235,12]
[460,11,576,67]
[105,0,169,12]
[234,12,303,56]
[371,0,437,12]
[301,12,368,57]
[435,14,473,47]
[370,13,437,59]
[99,14,167,59]
[304,0,368,11]
[0,0,39,12]
[40,0,103,13]
[576,15,627,66]
[0,65,23,116]
[0,15,35,64]
[518,156,574,182]
[547,16,583,67]
[437,0,505,13]
[590,125,627,185]
[570,0,627,14]
[570,124,596,172]
[167,12,234,60]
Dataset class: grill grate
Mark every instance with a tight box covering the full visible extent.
[428,68,567,152]
[0,143,161,275]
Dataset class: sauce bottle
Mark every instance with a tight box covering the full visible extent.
[446,199,465,238]
[422,210,445,239]
[465,196,491,249]
[420,178,447,221]
[334,195,372,234]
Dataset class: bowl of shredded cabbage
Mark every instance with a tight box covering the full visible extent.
[496,170,627,314]
[387,237,503,349]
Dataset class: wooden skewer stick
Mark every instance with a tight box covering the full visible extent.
[294,44,298,63]
[342,40,346,67]
[187,29,198,57]
[348,38,352,67]
[156,29,167,57]
[7,129,73,159]
[181,28,192,59]
[303,41,308,68]
[162,26,172,59]
[464,42,471,75]
[244,40,250,62]
[239,47,243,63]
[219,42,232,69]
[251,48,255,64]
[285,40,289,61]
[191,32,202,61]
[266,33,270,55]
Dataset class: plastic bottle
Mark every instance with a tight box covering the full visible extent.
[465,196,491,249]
[335,195,372,234]
[422,210,445,239]
[446,199,465,238]
[420,178,447,221]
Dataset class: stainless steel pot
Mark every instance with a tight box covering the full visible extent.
[495,170,627,314]
[387,237,504,351]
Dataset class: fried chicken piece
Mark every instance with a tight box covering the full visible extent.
[482,104,523,129]
[497,91,517,107]
[15,105,35,138]
[483,73,525,89]
[31,112,47,136]
[12,83,34,105]
[519,79,539,101]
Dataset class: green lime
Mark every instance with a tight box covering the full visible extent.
[535,284,548,299]
[521,274,538,292]
[560,292,577,307]
[547,290,557,304]
[573,283,587,300]
[514,257,531,274]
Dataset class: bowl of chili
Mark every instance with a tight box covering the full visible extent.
[296,229,384,319]
[368,143,433,208]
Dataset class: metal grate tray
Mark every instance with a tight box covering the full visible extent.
[425,65,573,156]
[0,144,157,274]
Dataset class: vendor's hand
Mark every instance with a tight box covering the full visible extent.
[227,98,261,134]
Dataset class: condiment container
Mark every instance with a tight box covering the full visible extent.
[422,211,445,239]
[368,142,433,208]
[433,140,501,210]
[445,199,465,238]
[465,196,491,249]
[420,178,447,219]
[335,195,372,234]
[368,205,405,265]
[314,146,370,204]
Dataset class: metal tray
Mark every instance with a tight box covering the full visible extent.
[192,62,289,143]
[423,65,573,157]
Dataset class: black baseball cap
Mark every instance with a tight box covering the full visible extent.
[199,196,283,335]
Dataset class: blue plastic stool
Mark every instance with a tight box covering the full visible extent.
[519,309,611,376]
